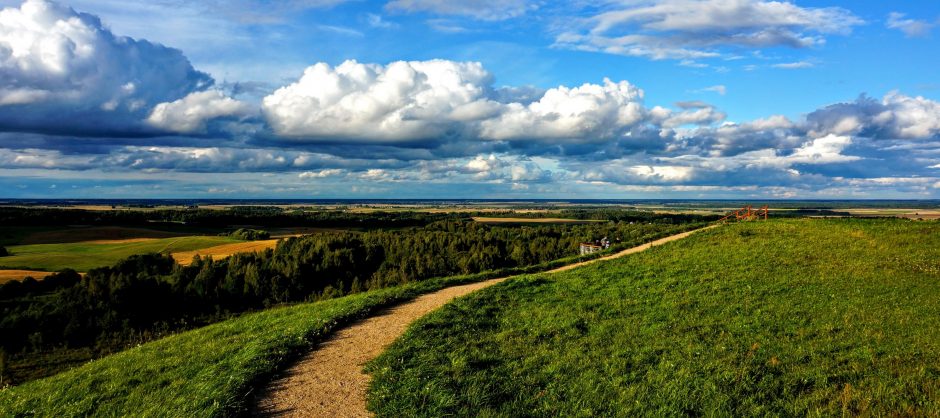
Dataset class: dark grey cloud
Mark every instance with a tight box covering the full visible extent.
[806,93,940,140]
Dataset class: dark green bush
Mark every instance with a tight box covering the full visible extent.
[227,228,270,240]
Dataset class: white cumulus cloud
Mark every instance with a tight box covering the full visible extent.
[0,0,213,134]
[879,92,940,139]
[147,90,252,134]
[807,92,940,140]
[262,60,687,146]
[299,168,345,179]
[479,78,646,142]
[262,59,500,142]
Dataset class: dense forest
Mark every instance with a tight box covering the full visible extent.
[0,209,715,384]
[0,206,451,229]
[0,205,720,230]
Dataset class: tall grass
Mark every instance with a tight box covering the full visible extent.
[368,219,940,416]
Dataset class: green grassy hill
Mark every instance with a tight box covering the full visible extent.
[368,219,940,416]
[0,225,699,416]
[0,236,240,272]
[0,273,487,416]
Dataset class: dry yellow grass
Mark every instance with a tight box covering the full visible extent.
[172,239,281,265]
[0,270,55,283]
[844,209,940,219]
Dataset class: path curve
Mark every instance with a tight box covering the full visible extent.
[253,225,716,417]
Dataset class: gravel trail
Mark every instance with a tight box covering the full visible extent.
[254,225,715,417]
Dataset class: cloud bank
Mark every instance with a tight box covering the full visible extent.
[0,0,939,199]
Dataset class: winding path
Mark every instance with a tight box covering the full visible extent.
[253,225,716,417]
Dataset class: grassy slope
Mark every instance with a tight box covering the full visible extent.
[0,275,480,417]
[0,224,700,416]
[368,219,940,416]
[0,236,240,271]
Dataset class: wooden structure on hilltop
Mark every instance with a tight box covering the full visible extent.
[718,205,769,222]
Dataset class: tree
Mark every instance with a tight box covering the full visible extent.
[0,246,8,257]
[0,348,7,386]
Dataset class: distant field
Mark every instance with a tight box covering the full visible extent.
[369,219,940,416]
[172,239,281,265]
[0,269,55,283]
[0,236,241,272]
[471,217,604,224]
[0,226,189,246]
[843,208,940,219]
[348,207,552,214]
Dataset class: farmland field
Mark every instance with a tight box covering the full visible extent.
[172,239,281,265]
[368,219,940,416]
[0,226,190,246]
[0,269,55,284]
[471,217,605,224]
[0,236,241,272]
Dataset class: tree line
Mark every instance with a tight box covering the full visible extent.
[0,206,452,229]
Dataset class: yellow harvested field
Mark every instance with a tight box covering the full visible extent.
[347,207,551,214]
[844,209,940,219]
[172,239,281,265]
[0,270,55,283]
[472,217,604,224]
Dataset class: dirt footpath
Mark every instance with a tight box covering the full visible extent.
[254,225,715,417]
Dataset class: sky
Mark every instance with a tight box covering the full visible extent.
[0,0,939,199]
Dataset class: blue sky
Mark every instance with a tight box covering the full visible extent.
[0,0,939,199]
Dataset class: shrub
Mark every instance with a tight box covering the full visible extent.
[227,228,270,240]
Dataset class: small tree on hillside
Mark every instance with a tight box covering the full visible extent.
[0,348,8,386]
[0,246,8,257]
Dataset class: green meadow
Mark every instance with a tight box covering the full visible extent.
[368,219,940,416]
[0,236,240,272]
[0,280,425,417]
